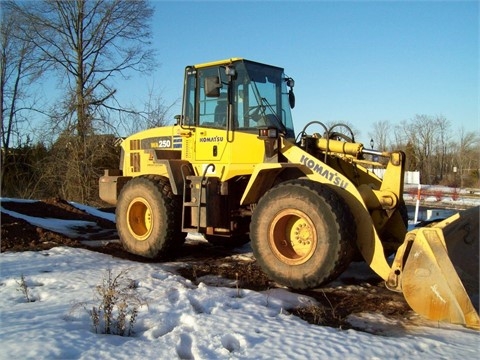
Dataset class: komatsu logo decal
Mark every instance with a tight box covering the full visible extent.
[299,154,349,189]
[199,136,224,143]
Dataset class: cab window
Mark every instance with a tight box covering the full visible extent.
[198,68,227,128]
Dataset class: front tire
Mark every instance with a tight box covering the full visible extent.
[116,176,184,258]
[250,179,356,289]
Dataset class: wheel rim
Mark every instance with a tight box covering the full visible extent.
[268,209,317,265]
[126,197,153,241]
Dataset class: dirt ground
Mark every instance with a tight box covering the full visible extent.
[1,198,413,330]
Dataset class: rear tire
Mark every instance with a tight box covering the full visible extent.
[250,179,356,289]
[116,176,185,259]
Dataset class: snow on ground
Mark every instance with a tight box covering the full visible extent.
[1,198,480,359]
[1,247,479,360]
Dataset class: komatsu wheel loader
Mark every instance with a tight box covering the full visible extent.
[99,58,479,329]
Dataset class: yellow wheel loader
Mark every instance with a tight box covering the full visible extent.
[99,58,479,329]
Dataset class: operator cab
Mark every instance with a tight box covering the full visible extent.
[179,58,295,139]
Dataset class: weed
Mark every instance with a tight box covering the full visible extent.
[235,272,242,298]
[72,268,146,336]
[16,274,33,302]
[292,291,344,327]
[295,303,327,325]
[321,290,336,319]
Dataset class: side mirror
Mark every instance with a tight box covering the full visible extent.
[289,89,295,109]
[205,76,221,97]
[174,114,181,125]
[285,77,295,109]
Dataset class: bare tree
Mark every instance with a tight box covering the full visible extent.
[121,86,178,136]
[1,1,47,191]
[454,127,480,188]
[368,120,390,150]
[8,0,156,202]
[391,114,479,186]
[13,0,156,138]
[434,115,450,182]
[395,115,439,183]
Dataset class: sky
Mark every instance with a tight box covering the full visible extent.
[118,0,479,145]
[1,198,479,359]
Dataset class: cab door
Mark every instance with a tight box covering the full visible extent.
[194,67,230,165]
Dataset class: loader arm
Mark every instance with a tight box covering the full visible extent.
[387,206,479,329]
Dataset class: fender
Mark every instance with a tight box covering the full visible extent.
[241,138,393,282]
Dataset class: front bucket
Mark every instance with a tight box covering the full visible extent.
[390,206,479,329]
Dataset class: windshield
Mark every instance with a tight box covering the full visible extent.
[237,61,295,138]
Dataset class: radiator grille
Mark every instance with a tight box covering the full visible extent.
[130,152,140,172]
[130,139,141,150]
